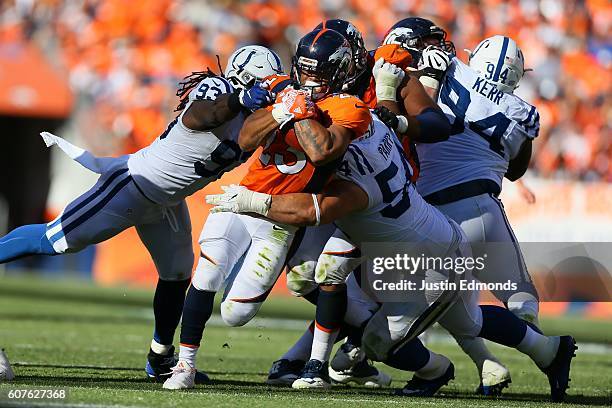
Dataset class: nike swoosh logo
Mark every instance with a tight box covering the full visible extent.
[355,104,368,109]
[272,225,285,231]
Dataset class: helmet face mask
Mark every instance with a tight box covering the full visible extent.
[383,17,456,67]
[224,45,284,90]
[468,35,525,93]
[291,28,353,100]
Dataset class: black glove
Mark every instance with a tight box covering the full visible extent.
[374,106,399,131]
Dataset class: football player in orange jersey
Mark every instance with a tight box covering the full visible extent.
[262,20,453,389]
[162,28,373,390]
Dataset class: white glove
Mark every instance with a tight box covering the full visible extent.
[271,102,294,128]
[373,58,405,101]
[205,184,271,215]
[418,45,451,89]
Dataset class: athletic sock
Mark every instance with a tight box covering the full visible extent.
[0,224,56,263]
[302,289,319,305]
[454,336,499,373]
[385,337,431,372]
[150,339,172,355]
[310,286,347,362]
[414,351,451,380]
[281,322,314,361]
[179,344,199,368]
[179,286,216,348]
[478,305,558,368]
[516,327,559,368]
[347,320,368,347]
[153,278,190,346]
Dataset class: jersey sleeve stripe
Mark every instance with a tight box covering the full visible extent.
[492,37,510,82]
[519,105,536,126]
[349,145,374,173]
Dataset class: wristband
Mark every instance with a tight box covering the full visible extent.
[396,115,409,134]
[375,84,397,102]
[311,194,321,226]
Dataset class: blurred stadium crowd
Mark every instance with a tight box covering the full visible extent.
[1,0,610,181]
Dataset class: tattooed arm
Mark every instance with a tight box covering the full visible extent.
[182,93,242,132]
[294,120,352,166]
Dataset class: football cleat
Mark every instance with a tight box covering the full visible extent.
[541,336,577,402]
[475,359,511,396]
[266,359,305,385]
[395,363,455,397]
[329,358,391,388]
[291,359,331,389]
[162,360,197,390]
[146,346,210,384]
[330,341,365,372]
[0,349,15,381]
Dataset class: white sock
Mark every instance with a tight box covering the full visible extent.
[281,325,313,361]
[415,351,450,380]
[455,336,499,374]
[310,322,339,362]
[150,339,172,355]
[179,344,199,368]
[516,327,559,368]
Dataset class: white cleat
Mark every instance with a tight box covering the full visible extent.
[330,341,365,372]
[162,360,196,390]
[0,349,15,381]
[479,359,511,396]
[329,360,392,388]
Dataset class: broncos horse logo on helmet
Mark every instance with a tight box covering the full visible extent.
[292,28,353,100]
[315,19,368,91]
[383,17,455,67]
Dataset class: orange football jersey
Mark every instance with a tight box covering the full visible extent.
[241,93,372,195]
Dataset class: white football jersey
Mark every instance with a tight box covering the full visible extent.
[416,58,539,198]
[335,114,458,248]
[128,76,249,206]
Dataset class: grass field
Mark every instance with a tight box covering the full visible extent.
[0,274,611,408]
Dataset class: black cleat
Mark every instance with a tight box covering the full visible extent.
[475,380,510,396]
[266,359,305,386]
[542,336,577,402]
[146,346,210,384]
[395,363,455,397]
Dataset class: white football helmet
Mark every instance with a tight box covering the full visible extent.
[224,45,284,90]
[468,35,525,93]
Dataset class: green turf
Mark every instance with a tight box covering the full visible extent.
[0,275,610,407]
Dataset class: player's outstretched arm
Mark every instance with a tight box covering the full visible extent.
[505,139,533,181]
[183,82,272,132]
[294,120,352,166]
[205,179,368,226]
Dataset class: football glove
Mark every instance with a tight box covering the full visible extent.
[418,45,451,89]
[206,184,271,216]
[374,106,409,134]
[271,87,316,127]
[373,58,406,102]
[239,82,273,111]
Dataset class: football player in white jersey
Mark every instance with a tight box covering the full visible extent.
[0,45,282,381]
[207,113,576,402]
[382,22,544,395]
